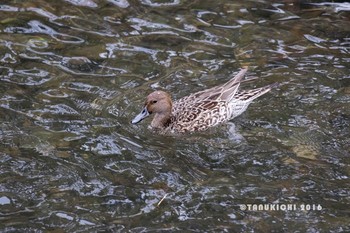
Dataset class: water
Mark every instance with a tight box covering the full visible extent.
[1,0,349,232]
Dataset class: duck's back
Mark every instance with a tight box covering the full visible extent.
[170,96,229,132]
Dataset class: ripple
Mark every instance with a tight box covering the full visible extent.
[55,60,125,76]
[16,68,49,77]
[304,34,326,44]
[278,15,300,21]
[107,0,130,8]
[0,66,52,85]
[311,2,350,13]
[4,20,85,44]
[0,53,17,63]
[128,17,174,31]
[82,135,123,155]
[61,56,98,72]
[27,7,58,20]
[55,212,96,226]
[0,4,18,12]
[0,196,11,205]
[106,42,158,60]
[27,38,49,48]
[54,16,117,37]
[64,0,98,8]
[31,104,80,116]
[140,0,180,7]
[63,82,117,99]
[42,89,69,98]
[52,33,84,44]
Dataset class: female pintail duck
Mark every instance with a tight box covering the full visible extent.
[131,68,277,133]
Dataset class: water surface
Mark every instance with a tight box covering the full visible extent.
[1,0,349,232]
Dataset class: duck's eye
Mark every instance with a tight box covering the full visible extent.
[152,100,157,104]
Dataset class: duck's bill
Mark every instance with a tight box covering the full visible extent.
[131,107,150,124]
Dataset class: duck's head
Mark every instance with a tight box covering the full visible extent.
[131,91,172,125]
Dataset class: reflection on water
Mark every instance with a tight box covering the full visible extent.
[1,0,349,232]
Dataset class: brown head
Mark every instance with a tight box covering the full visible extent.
[131,91,173,128]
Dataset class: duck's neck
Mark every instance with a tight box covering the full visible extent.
[151,112,171,129]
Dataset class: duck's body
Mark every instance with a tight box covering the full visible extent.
[131,68,277,133]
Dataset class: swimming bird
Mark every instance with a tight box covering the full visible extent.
[131,68,277,133]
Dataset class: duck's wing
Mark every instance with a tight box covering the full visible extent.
[171,100,228,132]
[189,68,248,102]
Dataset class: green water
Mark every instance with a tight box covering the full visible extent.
[0,0,349,232]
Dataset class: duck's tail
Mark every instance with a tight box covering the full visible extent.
[235,82,279,102]
[228,82,278,119]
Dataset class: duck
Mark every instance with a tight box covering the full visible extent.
[131,68,277,134]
